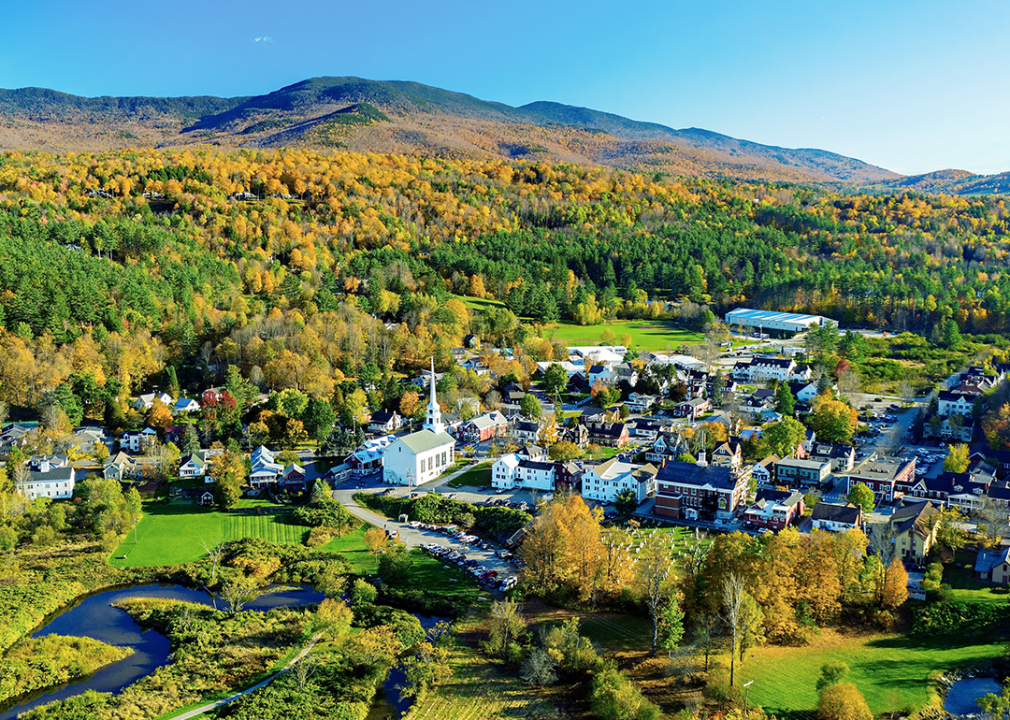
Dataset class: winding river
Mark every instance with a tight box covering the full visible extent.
[0,583,324,720]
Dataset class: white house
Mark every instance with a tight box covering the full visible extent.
[491,453,555,491]
[625,393,658,413]
[179,452,208,479]
[172,398,201,414]
[131,392,173,411]
[581,458,658,504]
[382,359,456,486]
[794,382,820,403]
[733,357,796,382]
[250,446,284,488]
[23,459,75,500]
[122,426,158,453]
[937,391,975,418]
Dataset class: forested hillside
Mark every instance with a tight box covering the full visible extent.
[0,147,1007,421]
[0,77,897,183]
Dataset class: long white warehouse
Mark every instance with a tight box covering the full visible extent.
[724,308,826,335]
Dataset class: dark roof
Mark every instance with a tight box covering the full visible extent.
[754,388,775,399]
[754,488,803,506]
[657,461,737,491]
[751,357,793,368]
[515,421,540,433]
[371,410,397,424]
[891,502,939,538]
[586,421,627,437]
[520,460,556,472]
[811,502,861,525]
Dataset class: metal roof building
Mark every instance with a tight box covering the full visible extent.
[724,308,825,334]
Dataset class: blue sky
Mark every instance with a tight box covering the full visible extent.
[1,0,1008,175]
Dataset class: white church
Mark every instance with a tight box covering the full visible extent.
[382,359,456,486]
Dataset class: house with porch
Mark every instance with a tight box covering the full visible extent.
[742,488,805,530]
[580,459,658,505]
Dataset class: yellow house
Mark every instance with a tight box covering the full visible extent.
[890,502,939,563]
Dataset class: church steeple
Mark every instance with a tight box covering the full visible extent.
[424,357,445,434]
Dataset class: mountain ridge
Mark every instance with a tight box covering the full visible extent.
[0,75,900,184]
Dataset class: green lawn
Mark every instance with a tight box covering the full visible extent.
[943,561,1010,604]
[321,525,378,574]
[447,462,492,488]
[745,629,1002,716]
[449,294,506,312]
[543,320,704,351]
[110,502,308,567]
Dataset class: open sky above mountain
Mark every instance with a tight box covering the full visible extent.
[2,0,1008,175]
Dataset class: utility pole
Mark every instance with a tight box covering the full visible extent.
[133,516,138,544]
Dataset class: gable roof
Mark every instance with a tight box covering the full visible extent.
[397,429,455,454]
[811,502,861,525]
[891,501,939,538]
[975,546,1010,575]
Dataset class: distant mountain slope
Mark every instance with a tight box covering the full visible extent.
[0,76,899,184]
[866,168,1010,195]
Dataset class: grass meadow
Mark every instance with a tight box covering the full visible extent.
[544,320,704,350]
[110,502,308,567]
[743,628,1002,717]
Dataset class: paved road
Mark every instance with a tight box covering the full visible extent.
[170,633,322,720]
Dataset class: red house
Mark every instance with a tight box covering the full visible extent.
[742,489,805,530]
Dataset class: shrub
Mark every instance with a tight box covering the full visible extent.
[351,578,378,606]
[818,682,872,720]
[590,663,662,720]
[520,647,557,687]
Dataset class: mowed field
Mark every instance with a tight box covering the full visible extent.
[744,628,1002,717]
[110,502,308,567]
[543,320,703,350]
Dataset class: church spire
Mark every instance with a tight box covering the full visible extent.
[424,356,444,434]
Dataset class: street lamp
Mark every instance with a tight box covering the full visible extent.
[743,680,753,716]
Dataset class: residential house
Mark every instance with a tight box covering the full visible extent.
[588,364,616,387]
[889,502,940,562]
[711,441,743,471]
[554,461,583,492]
[790,381,820,404]
[788,364,813,383]
[645,433,682,464]
[584,421,630,448]
[629,418,671,441]
[750,455,780,485]
[346,436,395,476]
[612,364,639,388]
[558,422,589,449]
[904,471,991,512]
[811,502,863,532]
[516,444,548,462]
[458,411,509,443]
[654,457,749,521]
[368,411,403,435]
[281,463,307,491]
[808,444,856,473]
[0,423,33,456]
[491,453,555,491]
[511,420,541,445]
[250,446,284,488]
[743,489,805,530]
[625,393,658,413]
[775,458,832,488]
[937,391,975,418]
[131,392,173,411]
[121,427,159,453]
[733,357,796,383]
[581,459,658,505]
[846,456,916,503]
[23,457,75,500]
[975,545,1010,585]
[673,398,710,420]
[172,398,201,414]
[103,451,134,481]
[179,452,209,480]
